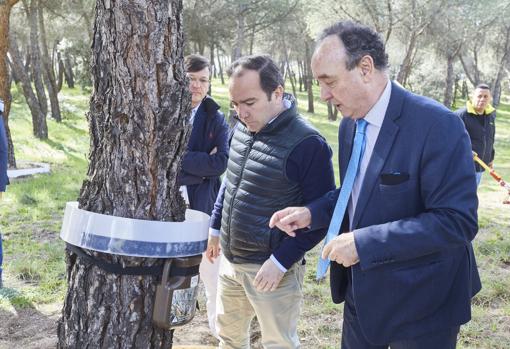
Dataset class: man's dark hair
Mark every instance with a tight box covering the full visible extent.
[475,83,490,91]
[318,21,388,71]
[227,54,284,100]
[184,54,210,73]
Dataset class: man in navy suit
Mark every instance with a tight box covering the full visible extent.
[0,99,10,288]
[270,21,481,348]
[178,54,229,338]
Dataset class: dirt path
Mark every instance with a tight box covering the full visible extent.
[0,283,219,348]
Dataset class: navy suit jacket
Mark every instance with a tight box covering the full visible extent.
[0,114,9,192]
[178,96,229,215]
[310,82,481,344]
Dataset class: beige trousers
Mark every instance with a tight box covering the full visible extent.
[216,255,305,349]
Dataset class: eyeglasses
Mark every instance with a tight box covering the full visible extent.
[188,76,210,85]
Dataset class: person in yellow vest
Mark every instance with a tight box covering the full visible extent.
[455,84,496,186]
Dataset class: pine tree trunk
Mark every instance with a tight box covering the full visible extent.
[38,0,61,122]
[57,1,190,348]
[9,33,47,139]
[27,0,47,117]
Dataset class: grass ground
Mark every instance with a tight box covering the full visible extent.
[0,81,509,348]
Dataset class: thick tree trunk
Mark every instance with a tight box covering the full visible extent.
[38,0,61,121]
[26,0,47,117]
[9,33,47,139]
[0,0,19,168]
[57,1,190,348]
[64,49,75,88]
[443,53,455,108]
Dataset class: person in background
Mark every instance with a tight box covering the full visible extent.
[0,99,10,288]
[455,83,496,187]
[177,54,229,338]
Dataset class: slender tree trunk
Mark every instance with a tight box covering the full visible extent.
[27,0,47,117]
[217,46,224,85]
[304,40,314,114]
[327,102,338,121]
[9,33,47,139]
[231,3,246,62]
[57,1,190,347]
[64,49,74,88]
[249,25,255,56]
[297,60,303,92]
[443,53,455,108]
[280,29,296,97]
[452,75,460,109]
[38,0,61,121]
[0,0,19,168]
[396,31,418,86]
[209,41,216,78]
[491,26,510,107]
[56,50,64,92]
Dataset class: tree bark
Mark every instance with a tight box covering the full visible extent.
[38,0,61,121]
[0,0,20,168]
[26,0,47,117]
[57,1,190,348]
[9,33,48,139]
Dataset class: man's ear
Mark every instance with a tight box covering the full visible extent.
[359,55,374,79]
[273,85,284,100]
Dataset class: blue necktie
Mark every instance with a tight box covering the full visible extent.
[316,119,368,280]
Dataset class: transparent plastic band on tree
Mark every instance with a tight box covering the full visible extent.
[60,202,210,258]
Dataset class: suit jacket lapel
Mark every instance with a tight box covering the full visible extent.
[352,82,405,228]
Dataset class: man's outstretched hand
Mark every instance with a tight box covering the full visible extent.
[269,207,311,237]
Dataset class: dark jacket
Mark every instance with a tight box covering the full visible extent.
[221,101,320,264]
[0,114,9,192]
[456,103,496,172]
[309,82,480,344]
[178,96,229,215]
